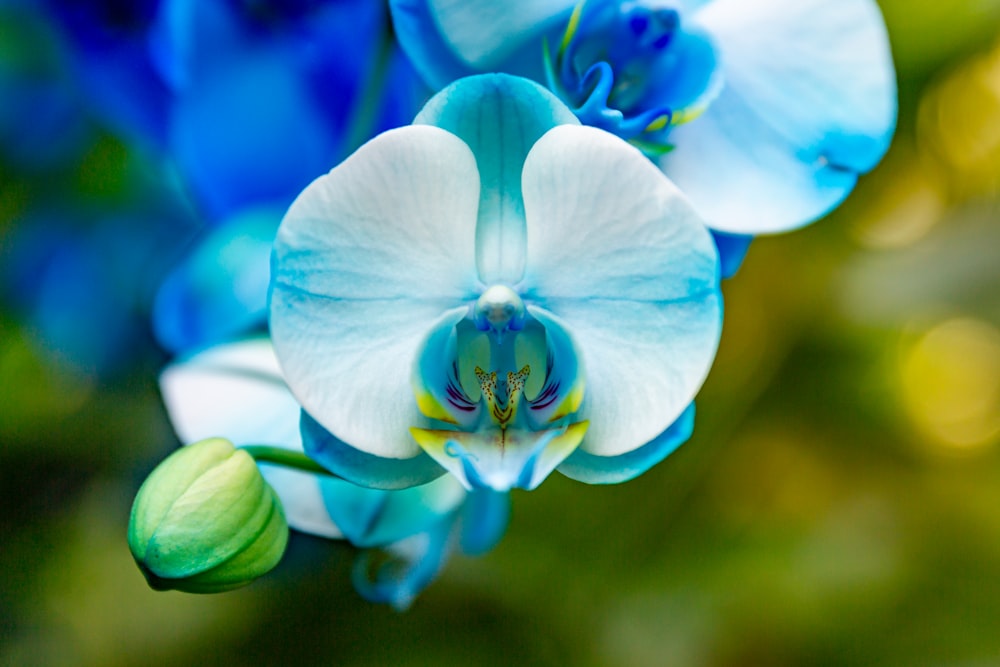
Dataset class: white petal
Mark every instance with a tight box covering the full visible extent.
[661,0,896,234]
[521,126,721,456]
[270,126,482,460]
[415,75,579,284]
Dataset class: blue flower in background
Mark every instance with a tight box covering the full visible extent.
[390,0,897,273]
[20,0,433,357]
[269,75,721,492]
[152,205,280,354]
[40,0,171,149]
[42,0,428,221]
[0,192,200,376]
[0,3,92,169]
[159,338,508,609]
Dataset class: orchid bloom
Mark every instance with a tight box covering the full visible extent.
[160,337,508,609]
[390,0,897,273]
[269,75,721,492]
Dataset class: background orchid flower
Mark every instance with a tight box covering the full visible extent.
[159,337,508,610]
[390,0,898,274]
[42,0,427,221]
[269,74,722,492]
[152,205,280,354]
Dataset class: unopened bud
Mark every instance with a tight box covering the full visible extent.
[128,438,288,593]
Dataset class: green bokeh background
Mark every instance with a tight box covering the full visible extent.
[3,2,1000,665]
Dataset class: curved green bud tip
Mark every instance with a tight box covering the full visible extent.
[128,438,289,594]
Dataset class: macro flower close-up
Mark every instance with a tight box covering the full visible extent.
[3,0,1000,665]
[269,74,721,492]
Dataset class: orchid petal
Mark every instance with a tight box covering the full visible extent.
[301,411,446,490]
[521,125,721,457]
[320,475,465,549]
[352,519,454,611]
[661,0,896,234]
[270,126,481,462]
[558,403,695,483]
[711,230,753,279]
[170,50,340,218]
[415,74,579,285]
[459,490,510,555]
[153,207,280,354]
[426,0,576,70]
[159,339,341,539]
[389,0,479,89]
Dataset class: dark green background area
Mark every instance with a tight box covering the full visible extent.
[3,1,1000,664]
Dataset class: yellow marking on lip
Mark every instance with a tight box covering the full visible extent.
[548,378,586,423]
[413,390,459,425]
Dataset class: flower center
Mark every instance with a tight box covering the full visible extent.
[544,1,722,147]
[410,287,589,490]
[473,284,526,340]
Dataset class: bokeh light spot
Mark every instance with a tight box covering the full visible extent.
[900,317,1000,451]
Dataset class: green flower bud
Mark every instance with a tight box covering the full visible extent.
[128,438,288,593]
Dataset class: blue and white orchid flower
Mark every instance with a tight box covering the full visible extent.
[269,75,721,492]
[390,0,898,273]
[160,337,508,609]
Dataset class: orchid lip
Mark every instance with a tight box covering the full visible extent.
[410,297,590,491]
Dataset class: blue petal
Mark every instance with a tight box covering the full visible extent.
[661,0,897,234]
[153,206,281,354]
[520,125,721,457]
[320,475,465,548]
[352,518,455,611]
[425,0,576,70]
[558,403,695,484]
[44,1,170,148]
[415,74,579,284]
[301,411,446,491]
[169,49,341,218]
[270,126,481,463]
[459,490,509,555]
[711,230,752,279]
[389,0,477,90]
[147,0,242,92]
[1,224,135,375]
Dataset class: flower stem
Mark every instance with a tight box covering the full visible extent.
[240,446,342,478]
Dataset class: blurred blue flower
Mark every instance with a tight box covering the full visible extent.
[152,205,280,354]
[42,0,429,220]
[0,192,199,376]
[269,75,721,492]
[41,0,171,149]
[159,337,508,609]
[390,0,897,273]
[0,4,92,168]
